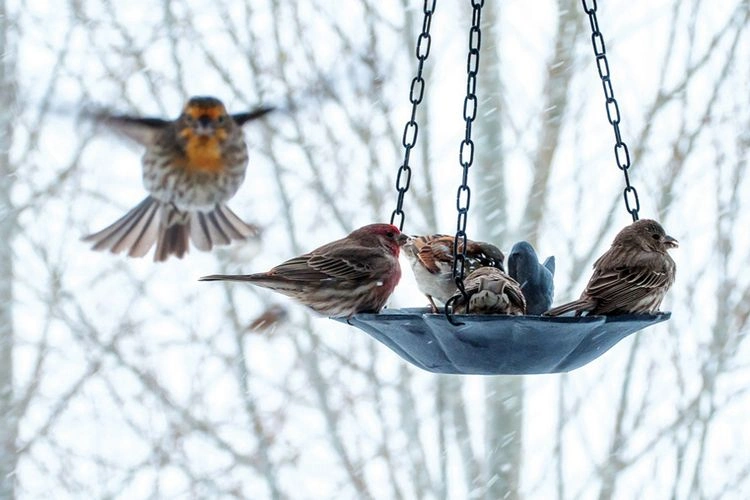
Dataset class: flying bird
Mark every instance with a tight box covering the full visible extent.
[200,223,409,318]
[403,234,505,312]
[448,266,526,315]
[83,96,274,261]
[247,304,289,333]
[544,219,677,316]
[507,241,555,315]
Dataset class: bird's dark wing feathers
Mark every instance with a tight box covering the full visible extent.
[271,247,378,282]
[231,106,276,126]
[308,253,374,281]
[466,242,504,270]
[586,265,670,308]
[88,111,171,145]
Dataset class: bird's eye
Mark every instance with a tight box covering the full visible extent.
[386,231,394,238]
[183,114,195,125]
[651,233,660,240]
[217,115,226,124]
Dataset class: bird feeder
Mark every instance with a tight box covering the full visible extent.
[338,0,670,375]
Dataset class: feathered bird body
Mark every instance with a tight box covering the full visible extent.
[403,234,505,311]
[545,219,677,317]
[84,96,274,261]
[201,223,409,318]
[450,267,526,315]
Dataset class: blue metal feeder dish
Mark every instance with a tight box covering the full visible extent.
[336,308,670,375]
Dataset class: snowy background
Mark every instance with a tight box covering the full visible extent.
[1,0,749,498]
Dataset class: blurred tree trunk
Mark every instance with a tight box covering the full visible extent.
[521,0,579,244]
[475,1,579,498]
[0,0,17,497]
[473,3,524,499]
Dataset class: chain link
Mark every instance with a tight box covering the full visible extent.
[582,0,640,221]
[451,0,484,295]
[390,0,437,231]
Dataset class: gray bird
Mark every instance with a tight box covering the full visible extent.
[507,241,555,315]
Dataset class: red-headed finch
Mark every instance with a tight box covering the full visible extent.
[449,266,526,315]
[403,234,505,312]
[83,96,274,261]
[200,223,409,318]
[544,219,677,316]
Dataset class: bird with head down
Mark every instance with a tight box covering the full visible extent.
[403,234,505,312]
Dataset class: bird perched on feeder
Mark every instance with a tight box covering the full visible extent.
[83,96,274,262]
[403,234,505,312]
[448,266,526,315]
[507,241,555,315]
[544,219,677,317]
[200,223,409,318]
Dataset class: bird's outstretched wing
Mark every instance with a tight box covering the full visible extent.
[84,108,170,146]
[231,106,276,126]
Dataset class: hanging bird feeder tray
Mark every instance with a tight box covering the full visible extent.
[337,310,669,374]
[337,1,671,374]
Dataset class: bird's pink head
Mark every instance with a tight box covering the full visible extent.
[352,223,410,256]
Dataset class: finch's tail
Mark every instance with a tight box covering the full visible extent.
[543,299,591,317]
[199,273,298,295]
[199,273,272,284]
[84,198,259,262]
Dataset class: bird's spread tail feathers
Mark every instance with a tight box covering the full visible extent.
[83,196,160,259]
[189,204,259,252]
[84,198,259,262]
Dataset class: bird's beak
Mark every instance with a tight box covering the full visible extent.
[194,116,215,136]
[663,235,679,249]
[397,234,411,246]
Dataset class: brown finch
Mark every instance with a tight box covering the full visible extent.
[200,223,409,318]
[403,234,505,312]
[544,219,677,316]
[83,96,274,261]
[449,266,526,315]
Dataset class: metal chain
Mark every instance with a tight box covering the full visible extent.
[390,0,437,231]
[451,0,484,295]
[582,0,640,221]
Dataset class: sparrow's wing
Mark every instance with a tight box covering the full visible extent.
[86,110,170,146]
[231,106,276,126]
[416,235,453,273]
